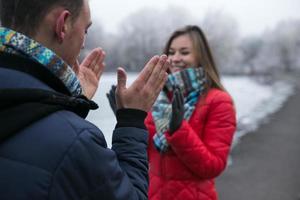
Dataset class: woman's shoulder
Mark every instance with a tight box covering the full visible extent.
[204,88,234,105]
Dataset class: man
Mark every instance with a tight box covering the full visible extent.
[0,0,169,199]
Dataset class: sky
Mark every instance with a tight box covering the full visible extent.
[89,0,300,36]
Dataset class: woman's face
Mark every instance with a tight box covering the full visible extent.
[167,34,198,73]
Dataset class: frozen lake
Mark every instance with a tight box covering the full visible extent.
[87,73,294,148]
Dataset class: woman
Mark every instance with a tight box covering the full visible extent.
[145,25,237,200]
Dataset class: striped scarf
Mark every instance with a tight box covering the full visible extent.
[152,67,206,153]
[0,27,82,96]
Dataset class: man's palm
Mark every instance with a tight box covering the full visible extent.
[74,48,106,99]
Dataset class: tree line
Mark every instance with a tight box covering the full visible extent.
[84,7,300,77]
[5,5,296,76]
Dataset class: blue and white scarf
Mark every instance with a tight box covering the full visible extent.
[152,67,206,153]
[0,27,82,96]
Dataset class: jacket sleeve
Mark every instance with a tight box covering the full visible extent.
[49,126,148,200]
[145,114,156,143]
[165,92,236,179]
[145,113,157,157]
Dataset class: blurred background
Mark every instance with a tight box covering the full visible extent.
[84,0,300,199]
[83,0,300,76]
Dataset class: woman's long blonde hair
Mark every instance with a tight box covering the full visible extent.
[164,25,226,92]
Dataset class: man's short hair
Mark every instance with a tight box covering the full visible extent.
[0,0,83,36]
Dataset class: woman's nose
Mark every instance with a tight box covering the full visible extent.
[171,52,181,63]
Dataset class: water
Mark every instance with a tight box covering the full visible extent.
[86,73,294,148]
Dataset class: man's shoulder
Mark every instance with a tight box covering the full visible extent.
[38,110,106,151]
[0,108,108,200]
[51,110,100,135]
[0,109,105,172]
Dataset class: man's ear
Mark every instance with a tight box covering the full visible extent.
[55,10,71,43]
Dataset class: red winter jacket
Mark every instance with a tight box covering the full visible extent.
[145,88,236,200]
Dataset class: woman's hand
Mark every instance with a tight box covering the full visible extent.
[106,85,117,115]
[169,86,184,134]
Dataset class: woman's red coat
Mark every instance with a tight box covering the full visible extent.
[146,88,237,200]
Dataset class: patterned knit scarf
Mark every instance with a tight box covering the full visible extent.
[152,67,206,153]
[0,27,82,96]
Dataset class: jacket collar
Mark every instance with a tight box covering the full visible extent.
[0,27,82,96]
[0,88,98,142]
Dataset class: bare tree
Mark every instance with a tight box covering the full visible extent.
[109,6,194,71]
[275,20,300,72]
[239,37,263,75]
[200,11,241,74]
[252,19,300,75]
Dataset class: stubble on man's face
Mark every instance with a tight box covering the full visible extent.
[63,0,92,66]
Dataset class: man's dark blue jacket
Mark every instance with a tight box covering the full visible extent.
[0,53,149,200]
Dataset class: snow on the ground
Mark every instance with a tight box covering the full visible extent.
[223,76,294,148]
[87,73,295,148]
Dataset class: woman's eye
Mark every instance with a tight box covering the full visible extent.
[181,51,190,55]
[168,51,175,55]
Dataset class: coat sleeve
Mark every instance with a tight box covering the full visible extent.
[145,113,161,159]
[145,113,156,146]
[49,126,148,200]
[165,92,236,179]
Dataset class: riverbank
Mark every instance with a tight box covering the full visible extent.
[216,73,300,200]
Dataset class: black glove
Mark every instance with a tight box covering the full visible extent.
[106,85,117,115]
[169,86,184,134]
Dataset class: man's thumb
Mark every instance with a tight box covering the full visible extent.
[117,67,127,90]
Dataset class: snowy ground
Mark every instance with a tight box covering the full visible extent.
[223,76,294,148]
[87,73,295,148]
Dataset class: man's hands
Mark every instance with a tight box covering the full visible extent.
[169,87,184,134]
[73,48,106,99]
[115,55,169,112]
